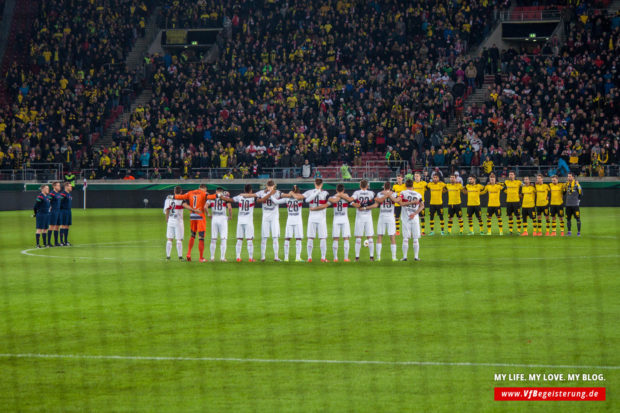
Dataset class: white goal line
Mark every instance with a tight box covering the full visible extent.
[0,353,618,370]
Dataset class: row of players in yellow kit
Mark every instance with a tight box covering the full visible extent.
[393,171,580,236]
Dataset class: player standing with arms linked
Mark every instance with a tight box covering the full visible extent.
[328,184,353,262]
[275,185,305,262]
[352,179,377,261]
[426,174,446,235]
[484,173,504,235]
[520,177,536,236]
[548,175,566,236]
[445,174,465,235]
[255,180,282,262]
[287,178,331,262]
[565,173,582,236]
[464,176,485,235]
[164,186,195,260]
[33,184,51,248]
[58,182,73,245]
[503,171,523,235]
[398,179,424,261]
[175,184,217,262]
[534,174,550,236]
[412,172,428,235]
[207,188,233,261]
[375,182,401,261]
[392,175,406,235]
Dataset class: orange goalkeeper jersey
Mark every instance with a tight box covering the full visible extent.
[175,190,216,220]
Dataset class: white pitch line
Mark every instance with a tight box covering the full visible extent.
[19,240,158,260]
[0,353,618,370]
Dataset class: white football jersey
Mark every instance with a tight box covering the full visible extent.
[352,189,375,217]
[400,189,422,217]
[303,189,330,221]
[256,189,281,218]
[164,196,185,223]
[332,197,350,222]
[376,192,396,215]
[233,195,256,223]
[208,197,229,217]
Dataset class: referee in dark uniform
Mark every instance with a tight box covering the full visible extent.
[34,185,51,247]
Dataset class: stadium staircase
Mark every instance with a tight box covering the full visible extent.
[0,0,39,107]
[96,8,160,148]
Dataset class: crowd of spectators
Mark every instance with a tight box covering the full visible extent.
[438,8,619,177]
[95,0,509,179]
[0,0,153,172]
[1,0,618,180]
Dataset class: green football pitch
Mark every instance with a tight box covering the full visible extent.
[0,207,618,412]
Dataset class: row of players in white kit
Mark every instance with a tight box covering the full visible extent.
[165,178,424,262]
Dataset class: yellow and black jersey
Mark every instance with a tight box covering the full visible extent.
[446,183,464,205]
[521,185,536,208]
[535,184,550,207]
[503,179,522,203]
[485,183,503,207]
[392,183,407,206]
[427,181,446,205]
[465,184,485,206]
[549,183,565,206]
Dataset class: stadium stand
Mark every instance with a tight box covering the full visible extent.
[0,0,154,174]
[1,0,618,180]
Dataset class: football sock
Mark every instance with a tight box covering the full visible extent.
[498,218,503,231]
[47,231,52,245]
[188,237,195,256]
[60,229,66,243]
[458,217,463,231]
[576,218,581,232]
[516,216,522,232]
[552,220,557,232]
[42,232,47,246]
[319,239,326,260]
[395,217,401,232]
[210,239,217,260]
[468,219,474,232]
[343,239,350,260]
[487,217,492,231]
[413,239,420,259]
[448,218,453,232]
[354,238,361,258]
[166,240,172,257]
[36,233,40,246]
[430,218,435,232]
[560,219,565,233]
[247,240,254,259]
[261,238,267,260]
[284,240,290,260]
[295,239,302,260]
[54,230,59,245]
[332,240,339,259]
[508,217,513,232]
[376,242,382,259]
[307,238,314,259]
[368,239,374,257]
[198,239,205,259]
[220,239,227,260]
[235,239,242,259]
[176,240,183,258]
[390,244,397,260]
[439,216,445,231]
[272,239,279,259]
[65,229,69,243]
[402,239,409,259]
[420,216,425,233]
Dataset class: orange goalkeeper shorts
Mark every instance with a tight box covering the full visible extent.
[190,218,206,233]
